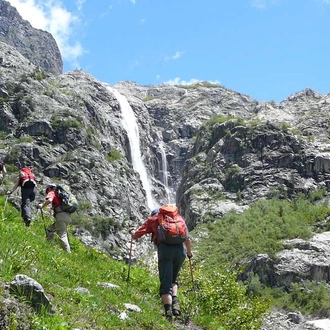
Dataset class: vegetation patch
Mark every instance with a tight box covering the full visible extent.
[0,196,269,329]
[195,189,330,317]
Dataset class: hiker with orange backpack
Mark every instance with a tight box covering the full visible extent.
[7,166,37,227]
[129,204,193,321]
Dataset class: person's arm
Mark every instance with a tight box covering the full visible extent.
[7,177,20,195]
[37,191,54,209]
[37,200,51,209]
[129,219,151,240]
[184,238,193,258]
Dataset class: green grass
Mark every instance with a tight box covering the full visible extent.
[0,196,268,330]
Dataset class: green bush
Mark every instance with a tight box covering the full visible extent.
[107,149,122,162]
[180,265,269,330]
[143,96,155,102]
[51,116,82,130]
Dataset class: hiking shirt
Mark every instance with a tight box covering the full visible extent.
[132,215,159,245]
[46,190,62,213]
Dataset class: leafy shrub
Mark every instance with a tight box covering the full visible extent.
[180,265,269,330]
[51,116,82,129]
[107,149,122,162]
[205,115,245,127]
[143,96,155,102]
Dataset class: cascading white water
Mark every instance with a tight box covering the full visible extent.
[107,86,156,210]
[158,140,172,203]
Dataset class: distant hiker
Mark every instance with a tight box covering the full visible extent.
[130,204,193,321]
[0,161,7,183]
[37,184,72,253]
[7,167,37,226]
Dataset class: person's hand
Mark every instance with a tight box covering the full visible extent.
[6,190,11,195]
[187,253,193,259]
[129,227,135,235]
[37,203,43,209]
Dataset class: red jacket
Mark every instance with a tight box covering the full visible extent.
[46,190,62,209]
[132,215,159,245]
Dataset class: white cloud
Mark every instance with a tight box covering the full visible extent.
[251,0,267,9]
[7,0,84,67]
[164,78,220,86]
[163,51,184,62]
[130,0,136,4]
[75,0,85,11]
[250,0,281,9]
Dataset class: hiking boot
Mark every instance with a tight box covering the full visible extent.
[172,301,181,316]
[165,309,173,322]
[24,218,31,227]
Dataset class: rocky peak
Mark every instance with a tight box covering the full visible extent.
[0,0,62,74]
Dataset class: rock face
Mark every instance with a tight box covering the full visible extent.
[239,232,330,289]
[0,0,62,74]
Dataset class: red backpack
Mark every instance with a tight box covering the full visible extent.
[19,167,36,188]
[157,204,188,245]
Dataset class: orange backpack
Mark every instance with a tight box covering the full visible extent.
[19,167,36,188]
[157,204,188,245]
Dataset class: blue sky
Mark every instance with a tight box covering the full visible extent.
[7,0,330,102]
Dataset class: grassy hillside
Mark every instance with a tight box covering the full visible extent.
[0,193,268,330]
[195,189,330,318]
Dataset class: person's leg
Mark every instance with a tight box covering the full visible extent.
[46,222,56,241]
[25,188,36,224]
[172,283,180,316]
[21,189,31,226]
[55,212,71,253]
[30,187,36,202]
[158,243,174,320]
[171,245,186,316]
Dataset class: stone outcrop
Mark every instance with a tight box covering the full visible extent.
[9,274,54,313]
[0,0,62,74]
[239,232,330,289]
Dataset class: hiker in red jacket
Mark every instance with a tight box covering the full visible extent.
[130,206,193,321]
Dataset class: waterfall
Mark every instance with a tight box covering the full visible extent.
[107,86,156,210]
[158,139,172,203]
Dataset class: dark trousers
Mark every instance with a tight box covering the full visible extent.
[157,243,186,296]
[21,187,36,223]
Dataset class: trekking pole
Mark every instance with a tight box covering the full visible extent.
[188,257,196,293]
[126,236,134,282]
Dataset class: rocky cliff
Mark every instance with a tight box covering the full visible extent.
[0,0,62,74]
